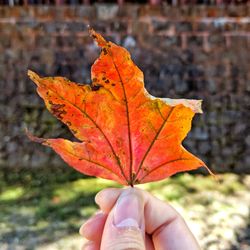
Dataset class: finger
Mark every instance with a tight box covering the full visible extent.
[81,240,99,250]
[95,188,122,213]
[152,216,200,250]
[100,188,145,250]
[142,190,182,233]
[141,189,200,250]
[79,212,107,241]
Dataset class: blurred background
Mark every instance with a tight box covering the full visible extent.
[0,0,250,249]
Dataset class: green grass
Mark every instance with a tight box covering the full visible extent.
[0,167,248,249]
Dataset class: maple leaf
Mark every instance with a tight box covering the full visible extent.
[27,29,213,186]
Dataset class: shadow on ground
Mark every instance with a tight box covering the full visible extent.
[0,167,249,250]
[0,166,120,249]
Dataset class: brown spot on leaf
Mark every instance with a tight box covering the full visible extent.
[66,121,72,126]
[50,103,66,119]
[116,138,123,147]
[71,129,77,134]
[102,48,107,55]
[91,84,103,91]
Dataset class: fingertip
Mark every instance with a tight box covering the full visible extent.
[79,211,107,240]
[79,224,84,236]
[95,188,122,212]
[81,241,99,250]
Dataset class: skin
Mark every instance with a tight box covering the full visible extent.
[79,187,201,250]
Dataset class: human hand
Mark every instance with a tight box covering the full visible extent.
[79,187,201,250]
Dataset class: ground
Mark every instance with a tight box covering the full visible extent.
[0,168,249,250]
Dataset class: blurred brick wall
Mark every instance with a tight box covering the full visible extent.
[0,5,249,173]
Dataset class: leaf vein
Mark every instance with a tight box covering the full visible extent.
[140,158,194,182]
[55,142,121,178]
[111,57,134,185]
[134,107,175,183]
[41,83,129,184]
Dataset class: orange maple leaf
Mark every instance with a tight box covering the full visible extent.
[27,29,213,186]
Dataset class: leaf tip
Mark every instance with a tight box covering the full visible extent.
[88,28,107,47]
[196,100,203,114]
[27,70,40,84]
[25,128,46,144]
[184,99,203,114]
[203,164,217,181]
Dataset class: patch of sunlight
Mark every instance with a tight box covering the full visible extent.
[36,234,84,250]
[140,178,171,192]
[218,174,246,194]
[36,220,50,229]
[52,178,121,204]
[49,173,244,206]
[139,173,236,203]
[181,175,214,190]
[80,206,97,218]
[152,184,186,201]
[72,178,121,192]
[0,186,25,201]
[140,175,192,201]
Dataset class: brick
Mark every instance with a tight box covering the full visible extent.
[176,21,193,33]
[117,5,139,19]
[209,34,225,47]
[75,6,96,20]
[109,21,128,33]
[151,19,172,33]
[188,35,203,47]
[96,4,119,21]
[139,5,163,17]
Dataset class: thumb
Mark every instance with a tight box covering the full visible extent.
[100,188,146,250]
